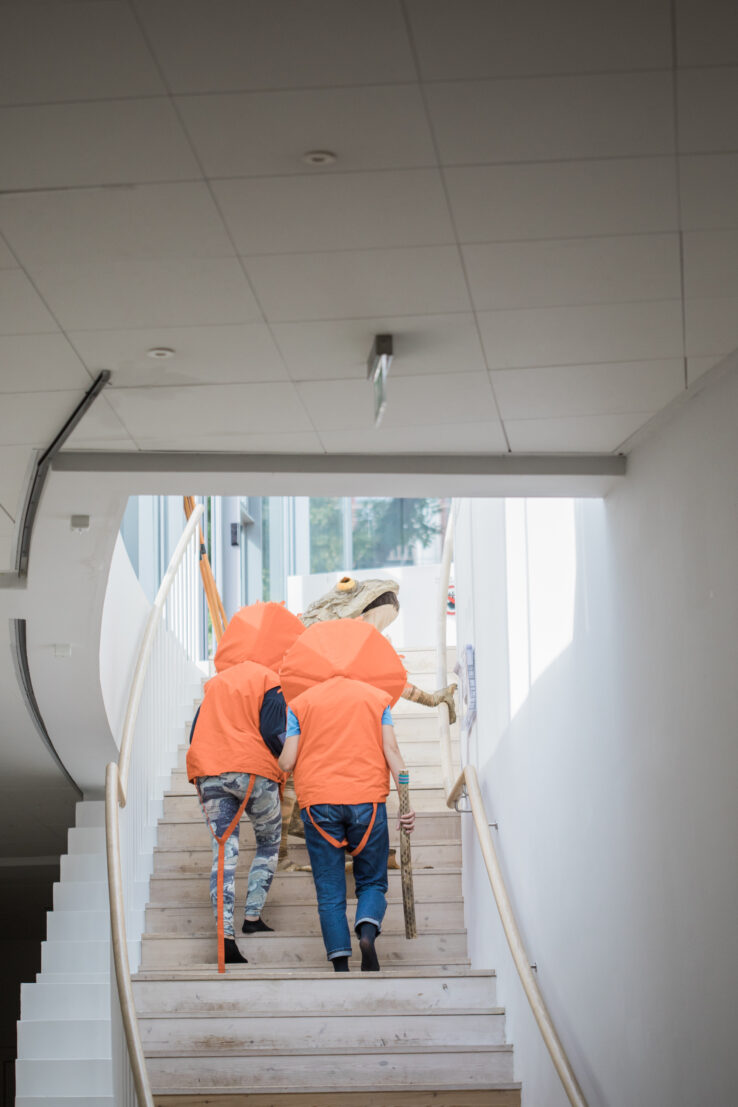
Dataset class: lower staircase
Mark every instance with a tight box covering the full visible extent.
[132,648,522,1105]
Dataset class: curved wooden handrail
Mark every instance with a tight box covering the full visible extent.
[437,505,588,1107]
[106,504,204,1107]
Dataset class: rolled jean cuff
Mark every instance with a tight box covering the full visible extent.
[355,915,382,934]
[328,948,352,961]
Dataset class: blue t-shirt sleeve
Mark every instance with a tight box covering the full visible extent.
[381,705,393,726]
[286,707,301,737]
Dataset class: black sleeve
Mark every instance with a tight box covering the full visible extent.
[188,704,201,745]
[259,687,287,758]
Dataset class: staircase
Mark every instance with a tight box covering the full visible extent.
[132,647,522,1105]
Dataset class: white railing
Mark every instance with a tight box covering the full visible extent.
[106,506,205,1107]
[437,506,589,1107]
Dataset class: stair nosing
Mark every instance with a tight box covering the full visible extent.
[137,1006,505,1020]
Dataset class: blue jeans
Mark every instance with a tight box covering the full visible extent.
[301,802,389,961]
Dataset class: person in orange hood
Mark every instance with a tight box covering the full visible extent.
[187,602,303,967]
[278,622,415,972]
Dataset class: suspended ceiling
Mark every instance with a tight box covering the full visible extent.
[1,0,738,568]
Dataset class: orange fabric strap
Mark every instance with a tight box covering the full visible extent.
[197,774,256,974]
[304,803,378,858]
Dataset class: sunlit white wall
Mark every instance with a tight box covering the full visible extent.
[454,364,738,1107]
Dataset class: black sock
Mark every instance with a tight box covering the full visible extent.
[358,922,380,972]
[331,956,350,973]
[241,917,274,934]
[224,937,248,964]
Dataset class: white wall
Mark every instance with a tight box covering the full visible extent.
[99,535,151,745]
[454,365,738,1107]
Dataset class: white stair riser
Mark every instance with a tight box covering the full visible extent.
[132,973,496,1016]
[21,980,110,1021]
[67,827,106,854]
[60,854,108,882]
[74,801,106,828]
[140,931,468,969]
[145,899,465,935]
[148,868,463,906]
[17,1019,111,1059]
[15,1059,113,1096]
[146,1048,513,1091]
[152,841,461,874]
[140,1011,505,1052]
[54,881,109,912]
[46,909,144,941]
[16,1098,116,1107]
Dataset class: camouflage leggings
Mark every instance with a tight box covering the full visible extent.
[196,772,281,937]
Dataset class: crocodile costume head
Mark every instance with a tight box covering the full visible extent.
[300,576,400,632]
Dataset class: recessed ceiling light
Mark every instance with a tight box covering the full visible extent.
[302,150,337,166]
[146,347,176,360]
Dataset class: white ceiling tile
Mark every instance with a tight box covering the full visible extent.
[63,394,136,448]
[0,390,82,446]
[679,155,738,229]
[0,184,234,266]
[446,158,679,242]
[212,171,454,255]
[245,247,471,322]
[272,314,486,381]
[0,445,34,522]
[491,359,684,420]
[106,382,312,440]
[137,0,415,92]
[675,0,738,66]
[0,334,90,392]
[426,72,674,165]
[297,372,497,431]
[406,0,672,80]
[478,300,684,369]
[0,271,57,334]
[0,235,16,268]
[464,234,681,311]
[683,230,738,299]
[176,86,436,178]
[684,297,738,357]
[134,430,325,453]
[0,2,165,105]
[687,355,723,386]
[68,324,287,387]
[29,258,263,330]
[678,68,738,153]
[319,419,507,454]
[0,100,201,190]
[505,412,654,452]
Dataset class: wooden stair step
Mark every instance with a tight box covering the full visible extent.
[132,971,497,1015]
[156,810,460,846]
[145,899,464,935]
[140,930,469,970]
[152,840,459,874]
[145,1044,514,1091]
[139,1009,506,1052]
[154,1089,520,1107]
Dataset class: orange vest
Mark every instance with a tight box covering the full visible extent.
[290,677,391,808]
[186,660,285,785]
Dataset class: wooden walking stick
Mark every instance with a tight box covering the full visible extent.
[183,496,228,643]
[397,770,417,939]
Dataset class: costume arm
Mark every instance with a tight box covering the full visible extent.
[401,681,458,725]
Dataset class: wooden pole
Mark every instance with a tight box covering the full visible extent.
[397,770,417,939]
[183,496,228,643]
